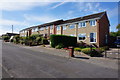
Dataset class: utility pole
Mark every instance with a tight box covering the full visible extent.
[12,25,13,33]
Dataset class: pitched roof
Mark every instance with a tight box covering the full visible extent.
[20,11,106,31]
[62,11,106,24]
[38,20,63,27]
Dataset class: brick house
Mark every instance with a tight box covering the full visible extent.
[20,11,110,47]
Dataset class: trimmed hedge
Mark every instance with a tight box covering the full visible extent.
[81,48,104,57]
[50,35,77,48]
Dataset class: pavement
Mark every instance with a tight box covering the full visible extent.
[20,44,119,70]
[2,42,119,78]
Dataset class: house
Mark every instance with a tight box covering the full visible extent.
[2,33,19,37]
[20,11,110,47]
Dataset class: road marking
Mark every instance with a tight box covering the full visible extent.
[0,64,14,78]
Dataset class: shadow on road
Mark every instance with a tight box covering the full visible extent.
[73,56,90,59]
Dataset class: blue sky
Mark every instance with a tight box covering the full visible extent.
[0,2,119,35]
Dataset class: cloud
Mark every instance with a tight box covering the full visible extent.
[0,2,52,11]
[0,19,30,35]
[24,14,59,24]
[76,2,108,14]
[51,2,66,9]
[107,7,118,18]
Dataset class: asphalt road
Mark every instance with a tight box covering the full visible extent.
[2,42,118,78]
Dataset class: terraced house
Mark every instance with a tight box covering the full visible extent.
[20,11,110,47]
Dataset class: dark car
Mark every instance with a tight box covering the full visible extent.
[114,39,120,45]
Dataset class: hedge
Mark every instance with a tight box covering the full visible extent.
[50,34,77,48]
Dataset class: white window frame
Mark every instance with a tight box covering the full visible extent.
[57,26,60,31]
[63,25,67,30]
[90,32,97,43]
[90,20,96,26]
[35,28,38,32]
[46,26,49,29]
[39,27,44,31]
[50,26,53,29]
[78,22,86,28]
[70,34,75,37]
[69,24,75,29]
[78,33,86,41]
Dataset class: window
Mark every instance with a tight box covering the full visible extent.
[69,24,75,29]
[78,22,86,28]
[90,33,96,43]
[25,30,27,33]
[35,28,38,32]
[40,27,44,31]
[63,25,67,30]
[46,26,49,29]
[70,34,75,36]
[57,26,60,31]
[78,33,86,40]
[50,26,53,29]
[32,28,35,32]
[90,20,96,26]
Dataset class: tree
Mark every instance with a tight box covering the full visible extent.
[116,24,120,30]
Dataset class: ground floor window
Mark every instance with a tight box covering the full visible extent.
[90,33,96,42]
[78,33,86,40]
[70,34,75,36]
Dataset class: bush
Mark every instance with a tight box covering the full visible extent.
[36,37,42,45]
[101,46,109,50]
[55,43,64,49]
[81,48,103,57]
[41,38,49,44]
[74,47,81,51]
[2,36,10,42]
[50,35,77,48]
[81,48,91,54]
[10,39,13,42]
[13,35,20,44]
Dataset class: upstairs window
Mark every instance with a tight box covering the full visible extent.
[57,26,60,31]
[46,26,49,29]
[78,22,86,28]
[69,24,75,29]
[90,20,96,26]
[63,25,67,30]
[78,33,86,40]
[40,27,44,31]
[70,34,75,36]
[25,30,27,33]
[50,26,53,29]
[35,28,38,32]
[32,29,35,32]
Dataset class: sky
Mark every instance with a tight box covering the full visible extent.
[0,1,119,35]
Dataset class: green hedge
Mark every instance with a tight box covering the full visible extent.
[2,36,10,41]
[50,35,77,48]
[81,48,104,57]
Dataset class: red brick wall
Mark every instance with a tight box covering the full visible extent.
[98,13,110,47]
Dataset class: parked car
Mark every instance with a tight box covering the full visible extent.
[114,39,120,47]
[114,39,120,45]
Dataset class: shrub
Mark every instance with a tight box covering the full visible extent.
[41,38,49,44]
[13,35,20,44]
[74,47,81,51]
[19,37,26,44]
[101,46,109,50]
[50,35,77,48]
[10,39,13,42]
[55,43,64,49]
[36,37,42,45]
[2,36,10,42]
[81,48,91,54]
[81,48,103,57]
